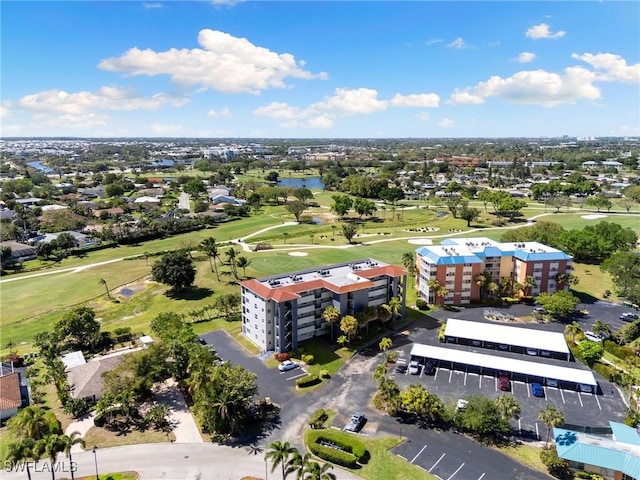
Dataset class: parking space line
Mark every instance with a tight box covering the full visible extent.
[410,444,427,464]
[434,367,439,381]
[477,474,486,480]
[560,388,566,404]
[595,394,602,410]
[544,387,548,401]
[464,370,467,386]
[286,372,308,381]
[449,369,453,383]
[420,367,424,378]
[527,383,531,398]
[518,419,521,434]
[479,374,482,389]
[494,377,497,391]
[578,392,584,407]
[535,423,540,441]
[428,453,446,473]
[447,463,465,480]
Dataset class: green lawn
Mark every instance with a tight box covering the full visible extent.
[496,443,549,475]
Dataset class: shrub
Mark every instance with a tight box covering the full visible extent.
[604,340,634,360]
[306,429,367,466]
[308,408,328,429]
[319,369,330,379]
[274,352,289,362]
[540,447,571,479]
[592,361,620,382]
[296,374,320,388]
[307,442,358,468]
[438,322,446,342]
[302,354,315,365]
[575,472,591,479]
[386,351,398,363]
[415,298,428,310]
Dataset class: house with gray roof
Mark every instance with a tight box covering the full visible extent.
[66,355,124,402]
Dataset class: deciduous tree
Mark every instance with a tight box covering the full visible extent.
[151,251,196,292]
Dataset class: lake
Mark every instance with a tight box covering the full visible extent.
[277,176,324,189]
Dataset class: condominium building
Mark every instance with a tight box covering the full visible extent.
[416,237,573,304]
[240,259,407,353]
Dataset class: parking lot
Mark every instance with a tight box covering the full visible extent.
[390,344,627,442]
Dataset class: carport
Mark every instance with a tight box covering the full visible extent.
[444,318,571,360]
[410,343,597,388]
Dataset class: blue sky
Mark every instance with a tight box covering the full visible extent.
[1,1,639,138]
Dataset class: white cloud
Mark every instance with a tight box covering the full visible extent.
[447,37,466,49]
[0,105,10,119]
[415,112,430,121]
[16,86,188,114]
[526,23,565,39]
[390,93,440,108]
[438,118,455,127]
[448,67,600,106]
[32,112,110,129]
[426,39,443,46]
[207,107,231,117]
[572,53,640,83]
[99,29,327,95]
[515,52,536,63]
[143,2,163,9]
[254,87,439,129]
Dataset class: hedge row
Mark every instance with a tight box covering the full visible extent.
[306,429,367,460]
[604,340,634,361]
[309,409,328,429]
[296,374,320,388]
[592,361,621,382]
[307,442,358,468]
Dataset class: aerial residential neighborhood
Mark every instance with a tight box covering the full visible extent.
[1,1,640,480]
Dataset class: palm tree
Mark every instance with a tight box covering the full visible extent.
[35,434,63,480]
[200,237,219,280]
[522,276,537,297]
[283,232,289,244]
[265,441,299,480]
[8,405,50,440]
[373,363,387,382]
[322,306,340,342]
[379,337,392,353]
[302,460,336,480]
[539,405,565,447]
[487,282,500,298]
[401,252,416,287]
[564,321,583,344]
[388,297,401,322]
[494,394,521,422]
[226,247,239,279]
[58,432,85,480]
[285,451,311,480]
[428,278,443,304]
[5,438,39,480]
[98,278,111,299]
[236,256,251,278]
[474,272,490,298]
[592,320,612,339]
[330,225,336,239]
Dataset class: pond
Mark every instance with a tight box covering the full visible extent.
[277,176,324,189]
[27,161,53,173]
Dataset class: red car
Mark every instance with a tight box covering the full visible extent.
[498,376,511,391]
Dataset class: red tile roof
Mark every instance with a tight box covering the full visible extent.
[0,373,22,411]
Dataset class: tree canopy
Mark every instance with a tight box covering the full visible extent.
[54,306,101,351]
[151,251,196,292]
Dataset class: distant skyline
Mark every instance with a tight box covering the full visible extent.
[1,1,639,138]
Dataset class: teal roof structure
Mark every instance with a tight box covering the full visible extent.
[554,422,640,479]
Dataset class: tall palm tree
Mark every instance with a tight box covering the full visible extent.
[35,434,63,480]
[539,405,565,448]
[388,297,401,322]
[474,272,490,298]
[427,278,443,304]
[8,406,50,440]
[373,363,387,382]
[98,278,111,299]
[283,232,289,244]
[379,337,392,353]
[523,276,537,297]
[322,306,340,342]
[58,432,85,480]
[226,247,239,279]
[5,438,39,480]
[401,252,416,288]
[265,441,298,480]
[199,237,219,280]
[236,256,251,278]
[487,281,500,298]
[592,320,612,339]
[285,451,311,480]
[494,394,521,422]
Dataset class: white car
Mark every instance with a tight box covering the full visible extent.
[278,360,299,372]
[456,399,469,411]
[579,384,594,393]
[584,331,603,342]
[546,378,558,388]
[409,360,421,375]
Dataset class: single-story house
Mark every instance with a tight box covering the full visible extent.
[0,208,15,221]
[41,204,69,212]
[133,196,161,204]
[0,372,23,420]
[61,350,86,370]
[0,241,37,262]
[31,231,100,248]
[66,355,124,403]
[92,207,124,218]
[554,422,640,480]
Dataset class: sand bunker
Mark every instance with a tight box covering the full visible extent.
[581,214,608,220]
[288,251,309,257]
[407,238,433,245]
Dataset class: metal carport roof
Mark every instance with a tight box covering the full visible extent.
[410,343,597,386]
[444,318,570,356]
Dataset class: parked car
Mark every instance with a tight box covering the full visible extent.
[533,307,546,314]
[526,348,538,356]
[579,384,593,393]
[409,360,421,375]
[198,337,207,345]
[620,312,639,321]
[423,361,435,375]
[531,382,544,397]
[344,413,366,432]
[456,399,469,411]
[278,360,299,372]
[498,376,511,391]
[546,378,558,388]
[498,344,509,351]
[395,361,408,374]
[584,331,603,342]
